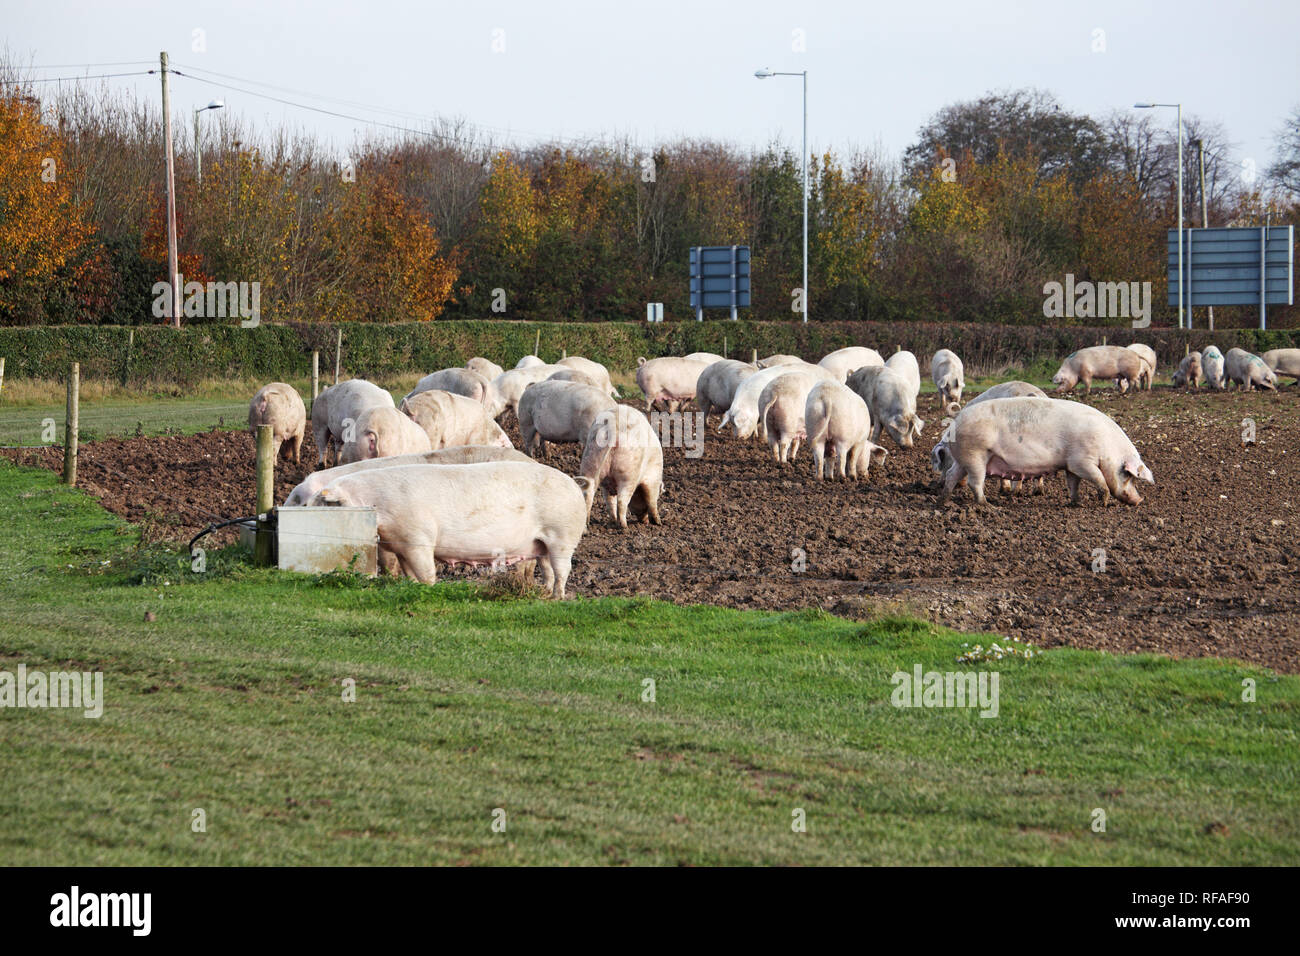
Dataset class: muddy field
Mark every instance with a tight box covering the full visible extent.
[6,385,1299,672]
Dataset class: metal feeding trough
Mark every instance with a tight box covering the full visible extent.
[274,506,379,576]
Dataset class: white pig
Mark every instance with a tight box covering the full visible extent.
[929,349,965,410]
[695,359,758,422]
[558,356,619,399]
[249,382,306,464]
[804,380,887,480]
[466,357,505,383]
[846,366,925,449]
[400,390,512,449]
[818,347,884,383]
[685,352,727,365]
[578,405,664,528]
[1125,344,1157,390]
[311,379,396,467]
[1201,345,1227,390]
[492,365,566,417]
[936,397,1153,506]
[517,379,617,457]
[515,355,546,369]
[1225,348,1278,391]
[284,445,533,507]
[403,368,494,409]
[720,363,834,439]
[756,354,804,369]
[339,405,432,464]
[759,370,822,462]
[308,461,590,598]
[885,350,922,401]
[1172,352,1202,389]
[1052,346,1146,395]
[1262,348,1300,386]
[635,356,710,413]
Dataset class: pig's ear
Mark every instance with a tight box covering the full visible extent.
[912,416,925,437]
[869,442,889,462]
[1123,457,1154,484]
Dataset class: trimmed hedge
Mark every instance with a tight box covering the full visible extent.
[1,321,1297,385]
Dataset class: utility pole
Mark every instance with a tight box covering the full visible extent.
[1197,139,1214,330]
[160,51,181,328]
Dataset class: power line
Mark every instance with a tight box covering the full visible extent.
[10,71,152,84]
[170,63,609,151]
[30,61,155,69]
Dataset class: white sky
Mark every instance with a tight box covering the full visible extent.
[8,0,1300,173]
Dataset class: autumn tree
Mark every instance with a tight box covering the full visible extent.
[0,86,103,324]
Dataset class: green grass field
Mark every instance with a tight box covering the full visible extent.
[1,460,1296,865]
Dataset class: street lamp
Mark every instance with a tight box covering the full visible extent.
[194,99,224,182]
[756,68,808,323]
[1134,102,1184,328]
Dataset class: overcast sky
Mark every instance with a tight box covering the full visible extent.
[8,0,1299,174]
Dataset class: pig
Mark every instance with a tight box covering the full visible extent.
[248,383,306,464]
[1225,348,1278,391]
[933,385,1050,495]
[308,461,590,598]
[1052,345,1146,395]
[1172,352,1203,390]
[338,405,432,464]
[547,368,603,389]
[930,349,965,412]
[818,347,885,383]
[685,352,727,365]
[846,366,925,449]
[759,370,822,463]
[756,354,804,368]
[403,368,493,409]
[558,355,619,399]
[885,350,922,401]
[517,379,617,457]
[400,390,513,449]
[1262,348,1300,386]
[965,381,1047,406]
[635,356,710,413]
[695,359,759,422]
[804,380,888,480]
[578,405,664,528]
[720,363,834,439]
[516,355,546,369]
[1201,345,1227,390]
[1125,344,1157,390]
[936,397,1153,506]
[283,445,533,507]
[466,357,505,383]
[311,379,396,467]
[491,365,566,417]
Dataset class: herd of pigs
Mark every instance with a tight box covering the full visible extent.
[246,342,1300,599]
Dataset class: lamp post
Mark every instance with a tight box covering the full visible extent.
[756,68,808,323]
[194,99,224,182]
[1135,102,1184,328]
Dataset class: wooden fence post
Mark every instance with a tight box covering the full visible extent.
[121,329,134,387]
[254,424,275,567]
[62,363,79,487]
[333,329,343,385]
[311,350,320,402]
[0,357,5,401]
[534,328,541,357]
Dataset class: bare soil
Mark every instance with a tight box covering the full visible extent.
[6,386,1298,673]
